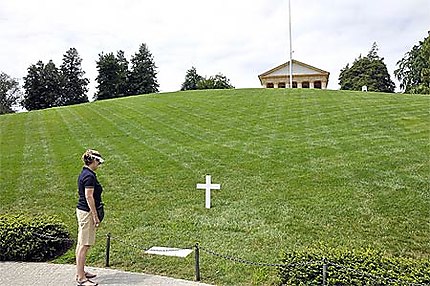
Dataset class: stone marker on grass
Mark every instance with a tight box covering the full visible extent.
[145,246,193,257]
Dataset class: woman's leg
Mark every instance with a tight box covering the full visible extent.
[76,244,90,281]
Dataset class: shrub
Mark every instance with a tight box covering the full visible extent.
[0,214,73,261]
[279,247,430,285]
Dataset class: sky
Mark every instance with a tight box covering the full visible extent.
[1,0,429,98]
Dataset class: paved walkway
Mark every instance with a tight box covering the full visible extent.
[0,262,213,286]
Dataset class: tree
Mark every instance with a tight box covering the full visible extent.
[116,50,130,97]
[59,48,89,105]
[181,66,203,91]
[211,73,234,89]
[181,67,235,91]
[128,43,159,95]
[95,52,120,100]
[0,72,21,114]
[95,50,131,100]
[196,73,235,90]
[395,31,430,94]
[23,61,44,110]
[43,60,62,107]
[339,42,395,93]
[22,60,62,110]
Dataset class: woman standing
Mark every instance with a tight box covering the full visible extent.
[75,149,105,286]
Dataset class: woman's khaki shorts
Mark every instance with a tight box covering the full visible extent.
[76,208,96,246]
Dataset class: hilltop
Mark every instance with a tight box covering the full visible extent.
[1,88,429,285]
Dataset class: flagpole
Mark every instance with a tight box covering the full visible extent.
[288,0,293,88]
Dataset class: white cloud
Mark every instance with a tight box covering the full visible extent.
[1,0,429,97]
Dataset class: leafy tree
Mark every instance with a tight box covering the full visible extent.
[395,31,430,94]
[0,72,21,114]
[197,73,234,90]
[339,42,395,93]
[22,60,62,110]
[128,43,159,95]
[59,48,89,105]
[181,66,203,91]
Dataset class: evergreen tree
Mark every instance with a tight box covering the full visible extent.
[339,42,395,93]
[181,66,203,91]
[129,43,159,95]
[211,73,234,89]
[43,60,62,107]
[22,60,61,110]
[59,48,89,105]
[0,72,20,114]
[116,50,130,97]
[95,51,131,100]
[395,31,430,94]
[95,52,119,100]
[23,61,44,110]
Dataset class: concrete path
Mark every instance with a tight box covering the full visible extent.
[0,262,213,286]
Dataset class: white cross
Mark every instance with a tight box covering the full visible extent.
[196,175,220,209]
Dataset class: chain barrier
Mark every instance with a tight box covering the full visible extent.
[198,245,427,285]
[198,244,316,268]
[106,236,427,285]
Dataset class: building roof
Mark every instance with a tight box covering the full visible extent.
[258,59,329,84]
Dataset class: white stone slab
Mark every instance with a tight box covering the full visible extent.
[144,246,193,257]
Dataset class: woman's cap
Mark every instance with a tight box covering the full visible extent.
[82,149,105,164]
[92,153,105,164]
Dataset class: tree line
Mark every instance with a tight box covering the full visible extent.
[0,42,234,113]
[1,32,429,114]
[19,43,160,111]
[339,31,429,94]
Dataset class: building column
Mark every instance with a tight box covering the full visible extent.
[274,83,278,88]
[322,81,327,89]
[297,82,302,88]
[309,81,314,89]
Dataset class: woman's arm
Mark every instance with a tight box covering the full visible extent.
[85,187,100,226]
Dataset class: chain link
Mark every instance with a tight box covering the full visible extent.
[198,245,316,268]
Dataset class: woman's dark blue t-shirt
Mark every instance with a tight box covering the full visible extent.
[77,167,103,212]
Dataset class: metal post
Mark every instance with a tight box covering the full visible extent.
[105,233,111,267]
[194,243,200,281]
[322,258,328,286]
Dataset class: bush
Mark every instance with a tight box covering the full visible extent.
[279,247,430,285]
[0,214,73,261]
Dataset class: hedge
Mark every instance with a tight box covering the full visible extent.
[279,247,430,285]
[0,214,73,261]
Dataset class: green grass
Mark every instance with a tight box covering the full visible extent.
[1,88,429,285]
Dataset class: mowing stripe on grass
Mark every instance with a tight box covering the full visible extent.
[1,89,429,285]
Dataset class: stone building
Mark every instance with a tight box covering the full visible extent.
[258,59,330,89]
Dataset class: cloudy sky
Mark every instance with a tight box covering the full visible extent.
[1,0,429,98]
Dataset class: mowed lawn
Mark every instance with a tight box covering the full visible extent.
[0,88,429,285]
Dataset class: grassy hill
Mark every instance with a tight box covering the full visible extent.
[0,88,429,285]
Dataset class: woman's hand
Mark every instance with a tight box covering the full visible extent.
[93,215,100,227]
